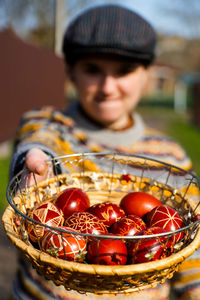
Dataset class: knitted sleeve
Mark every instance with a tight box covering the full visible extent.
[172,255,200,299]
[9,106,75,178]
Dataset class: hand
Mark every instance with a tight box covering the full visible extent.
[22,148,53,187]
[25,148,49,175]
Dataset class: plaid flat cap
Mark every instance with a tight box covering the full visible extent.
[63,5,156,65]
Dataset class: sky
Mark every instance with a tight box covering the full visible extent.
[67,0,162,30]
[66,0,200,38]
[0,0,200,39]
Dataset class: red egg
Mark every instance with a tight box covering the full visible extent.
[87,239,127,265]
[146,205,184,243]
[110,215,146,236]
[128,227,173,264]
[55,188,90,218]
[41,226,87,262]
[120,192,162,217]
[27,202,64,243]
[192,214,200,223]
[121,174,131,182]
[65,212,108,239]
[87,202,125,227]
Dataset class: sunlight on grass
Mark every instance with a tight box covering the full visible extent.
[0,157,10,212]
[168,118,200,176]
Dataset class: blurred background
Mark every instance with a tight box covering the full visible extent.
[0,0,200,217]
[1,0,200,214]
[0,1,200,297]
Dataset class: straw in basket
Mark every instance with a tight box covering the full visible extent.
[2,153,200,294]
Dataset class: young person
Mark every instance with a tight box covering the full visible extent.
[9,5,199,300]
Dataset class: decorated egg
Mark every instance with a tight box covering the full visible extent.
[87,202,125,227]
[65,212,108,239]
[27,202,64,243]
[42,226,87,262]
[110,215,146,236]
[128,227,173,264]
[55,187,90,218]
[146,205,184,243]
[87,239,127,265]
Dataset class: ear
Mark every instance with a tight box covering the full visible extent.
[140,67,149,89]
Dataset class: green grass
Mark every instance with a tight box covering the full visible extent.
[167,117,200,176]
[0,157,10,212]
[137,106,200,177]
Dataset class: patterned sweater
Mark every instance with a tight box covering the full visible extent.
[10,103,200,300]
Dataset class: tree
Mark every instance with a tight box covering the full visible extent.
[0,0,55,49]
[157,0,200,38]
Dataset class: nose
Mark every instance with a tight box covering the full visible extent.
[100,74,117,95]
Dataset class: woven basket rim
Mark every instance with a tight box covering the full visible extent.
[7,171,200,238]
[3,205,200,276]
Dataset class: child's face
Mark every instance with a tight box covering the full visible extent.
[70,56,148,130]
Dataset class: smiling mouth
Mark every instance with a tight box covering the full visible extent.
[94,93,120,102]
[95,96,121,104]
[98,97,121,103]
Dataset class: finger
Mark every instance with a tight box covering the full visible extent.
[25,148,49,175]
[27,173,43,186]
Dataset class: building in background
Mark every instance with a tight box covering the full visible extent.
[144,62,179,102]
[0,29,66,143]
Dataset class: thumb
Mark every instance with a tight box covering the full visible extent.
[34,160,47,175]
[25,148,49,175]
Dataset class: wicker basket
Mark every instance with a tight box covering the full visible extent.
[2,153,200,294]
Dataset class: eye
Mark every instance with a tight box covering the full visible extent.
[116,64,139,77]
[82,63,101,75]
